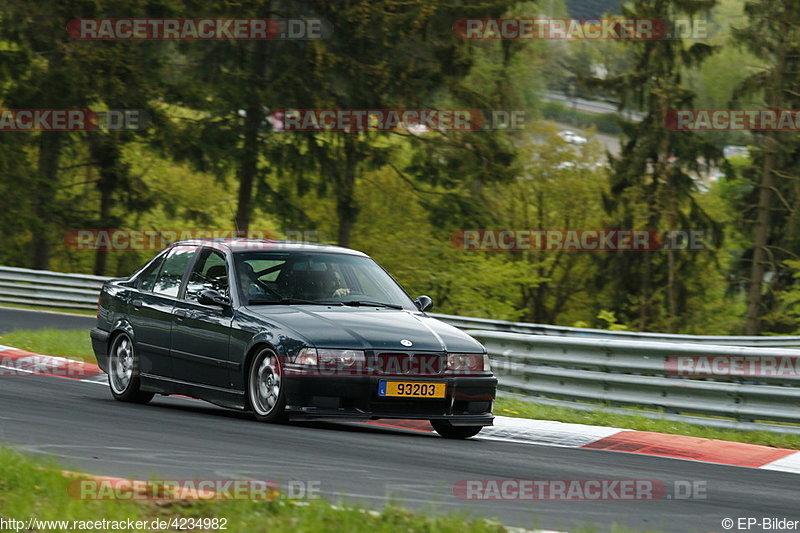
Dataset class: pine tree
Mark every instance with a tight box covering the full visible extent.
[587,0,724,331]
[732,1,800,334]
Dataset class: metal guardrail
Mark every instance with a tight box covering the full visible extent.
[431,313,800,347]
[2,265,800,431]
[0,266,109,310]
[2,265,800,345]
[543,91,645,120]
[471,330,800,430]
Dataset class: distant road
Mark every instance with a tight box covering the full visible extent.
[544,91,645,121]
[552,121,622,156]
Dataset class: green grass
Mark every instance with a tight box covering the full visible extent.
[0,329,94,363]
[0,447,656,533]
[494,397,800,450]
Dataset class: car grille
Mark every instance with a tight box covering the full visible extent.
[371,352,444,376]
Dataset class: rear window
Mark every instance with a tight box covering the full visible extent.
[138,255,165,292]
[153,246,196,298]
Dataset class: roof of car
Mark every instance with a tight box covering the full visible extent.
[171,239,368,256]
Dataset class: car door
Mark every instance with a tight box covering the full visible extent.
[169,247,235,389]
[131,245,196,379]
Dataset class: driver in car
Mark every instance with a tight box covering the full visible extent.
[239,263,267,300]
[239,262,350,301]
[326,270,350,298]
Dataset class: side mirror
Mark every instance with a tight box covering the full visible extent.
[198,289,231,308]
[414,295,433,312]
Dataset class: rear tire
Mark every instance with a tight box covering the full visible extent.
[431,420,483,439]
[247,347,287,423]
[108,333,154,404]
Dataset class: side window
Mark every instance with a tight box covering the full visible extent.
[138,255,165,292]
[153,246,196,298]
[186,249,229,302]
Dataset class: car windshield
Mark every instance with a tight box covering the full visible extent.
[234,251,416,310]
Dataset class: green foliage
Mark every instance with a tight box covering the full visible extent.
[770,260,800,334]
[727,0,800,334]
[0,0,796,335]
[596,310,629,331]
[582,0,729,333]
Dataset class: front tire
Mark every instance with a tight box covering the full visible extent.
[247,347,287,423]
[108,333,154,404]
[431,420,483,439]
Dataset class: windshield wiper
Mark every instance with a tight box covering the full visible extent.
[249,298,344,306]
[341,300,403,310]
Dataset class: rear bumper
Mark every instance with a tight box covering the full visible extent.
[90,328,110,372]
[283,374,497,426]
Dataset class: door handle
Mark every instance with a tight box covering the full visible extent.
[132,299,143,310]
[173,309,188,319]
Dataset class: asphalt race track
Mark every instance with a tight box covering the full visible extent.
[1,308,799,532]
[0,307,95,334]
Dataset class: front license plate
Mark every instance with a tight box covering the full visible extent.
[378,381,446,398]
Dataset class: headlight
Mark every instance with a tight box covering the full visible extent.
[319,349,365,367]
[295,347,318,366]
[446,353,491,374]
[294,347,365,367]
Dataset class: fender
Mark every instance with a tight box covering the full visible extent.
[110,317,136,344]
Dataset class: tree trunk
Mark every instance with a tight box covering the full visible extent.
[744,132,777,334]
[336,199,357,247]
[88,132,120,276]
[235,104,263,233]
[335,137,360,247]
[744,41,786,335]
[32,133,63,270]
[234,39,268,233]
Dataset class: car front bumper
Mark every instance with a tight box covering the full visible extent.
[283,374,497,426]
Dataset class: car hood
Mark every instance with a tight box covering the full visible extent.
[244,306,485,353]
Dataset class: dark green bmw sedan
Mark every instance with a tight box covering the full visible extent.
[90,239,496,439]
